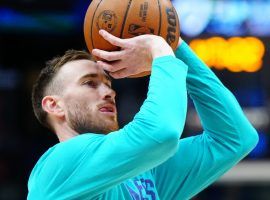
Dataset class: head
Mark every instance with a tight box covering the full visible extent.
[32,50,119,139]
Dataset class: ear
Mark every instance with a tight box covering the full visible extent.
[42,96,65,119]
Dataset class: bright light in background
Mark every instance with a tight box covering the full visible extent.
[173,0,213,37]
[210,1,249,36]
[172,0,270,37]
[189,37,265,72]
[248,2,270,36]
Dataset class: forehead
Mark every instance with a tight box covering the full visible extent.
[58,59,110,83]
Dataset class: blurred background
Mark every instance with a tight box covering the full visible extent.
[0,0,269,199]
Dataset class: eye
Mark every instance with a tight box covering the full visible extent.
[83,80,98,88]
[105,83,112,89]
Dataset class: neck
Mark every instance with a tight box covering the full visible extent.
[54,121,79,142]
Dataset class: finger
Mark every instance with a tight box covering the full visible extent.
[99,30,126,48]
[97,60,125,73]
[92,49,124,62]
[109,68,137,79]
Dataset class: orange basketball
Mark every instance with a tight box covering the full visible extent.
[84,0,180,52]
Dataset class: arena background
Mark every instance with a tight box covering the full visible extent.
[0,0,270,199]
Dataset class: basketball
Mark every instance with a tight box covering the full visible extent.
[84,0,180,53]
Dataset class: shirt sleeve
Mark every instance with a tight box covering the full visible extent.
[152,42,259,200]
[28,56,188,199]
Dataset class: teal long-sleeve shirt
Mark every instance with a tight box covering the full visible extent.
[28,55,188,199]
[28,43,258,200]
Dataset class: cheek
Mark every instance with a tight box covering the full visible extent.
[80,96,100,112]
[64,89,102,111]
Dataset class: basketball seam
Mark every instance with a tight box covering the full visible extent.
[157,0,162,36]
[91,0,104,49]
[172,6,180,49]
[120,0,133,38]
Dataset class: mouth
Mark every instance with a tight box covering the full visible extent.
[98,103,116,115]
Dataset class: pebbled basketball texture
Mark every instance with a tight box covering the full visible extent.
[84,0,180,53]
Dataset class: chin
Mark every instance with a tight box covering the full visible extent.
[69,115,119,135]
[102,118,119,133]
[104,124,119,134]
[91,121,119,135]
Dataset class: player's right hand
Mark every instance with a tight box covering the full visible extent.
[91,30,175,79]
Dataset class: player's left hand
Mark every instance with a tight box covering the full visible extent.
[92,30,174,79]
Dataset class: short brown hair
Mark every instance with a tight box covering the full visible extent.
[32,50,94,129]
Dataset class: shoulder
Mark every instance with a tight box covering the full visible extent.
[32,134,105,168]
[55,133,105,154]
[28,134,105,188]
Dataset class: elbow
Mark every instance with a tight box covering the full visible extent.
[139,131,179,169]
[158,113,185,143]
[131,112,183,156]
[153,121,181,144]
[210,128,259,165]
[153,125,180,154]
[164,129,180,148]
[154,129,179,158]
[241,128,259,154]
[223,128,259,160]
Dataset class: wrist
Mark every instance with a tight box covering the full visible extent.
[149,37,175,59]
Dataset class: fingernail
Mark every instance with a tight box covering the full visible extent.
[99,30,105,35]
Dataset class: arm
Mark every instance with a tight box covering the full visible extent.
[177,40,258,152]
[28,34,188,199]
[152,40,259,200]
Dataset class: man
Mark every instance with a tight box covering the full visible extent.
[28,30,258,200]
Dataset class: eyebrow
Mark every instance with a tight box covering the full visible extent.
[79,73,111,84]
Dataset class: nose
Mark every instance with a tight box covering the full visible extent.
[101,84,116,101]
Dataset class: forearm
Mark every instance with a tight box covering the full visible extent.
[128,56,188,145]
[175,42,258,154]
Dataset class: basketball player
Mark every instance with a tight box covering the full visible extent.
[28,30,258,199]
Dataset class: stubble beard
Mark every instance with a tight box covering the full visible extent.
[67,103,119,135]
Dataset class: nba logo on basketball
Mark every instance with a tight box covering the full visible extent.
[97,10,117,32]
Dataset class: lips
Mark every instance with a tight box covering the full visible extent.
[98,103,116,113]
[99,106,114,112]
